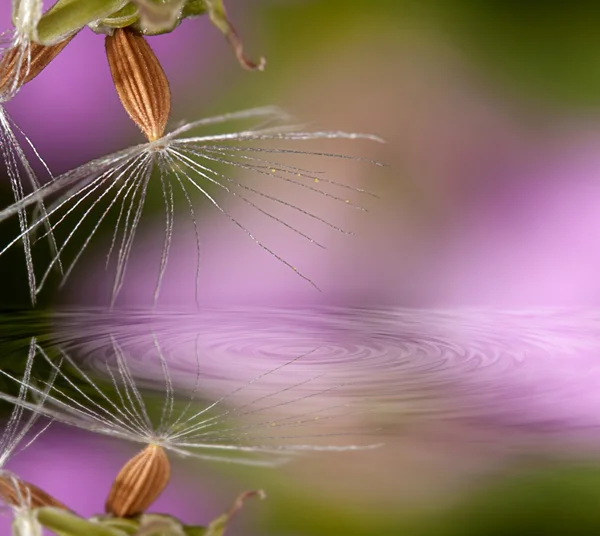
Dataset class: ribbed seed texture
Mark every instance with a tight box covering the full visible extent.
[105,27,171,141]
[0,474,69,510]
[105,444,171,518]
[0,34,75,93]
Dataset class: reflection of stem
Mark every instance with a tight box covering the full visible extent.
[37,507,119,536]
[205,490,266,536]
[227,489,266,519]
[0,475,70,510]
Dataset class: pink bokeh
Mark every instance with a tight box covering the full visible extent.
[55,17,600,308]
[67,131,600,308]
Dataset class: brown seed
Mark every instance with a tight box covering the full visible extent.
[0,34,76,94]
[105,444,171,518]
[0,473,68,510]
[105,28,171,142]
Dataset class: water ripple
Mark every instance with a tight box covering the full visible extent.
[2,308,600,442]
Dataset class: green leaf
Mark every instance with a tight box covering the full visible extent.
[96,513,199,536]
[95,3,140,31]
[181,0,206,18]
[129,0,185,35]
[136,513,188,536]
[90,515,140,535]
[182,526,207,536]
[36,0,129,44]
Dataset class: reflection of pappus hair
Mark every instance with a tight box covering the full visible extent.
[0,338,267,531]
[0,334,381,477]
[0,338,68,534]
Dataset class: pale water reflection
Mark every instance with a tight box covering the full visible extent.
[2,308,600,532]
[2,307,600,450]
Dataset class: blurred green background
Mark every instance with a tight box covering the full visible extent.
[3,1,600,535]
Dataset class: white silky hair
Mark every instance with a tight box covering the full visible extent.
[9,495,42,536]
[0,337,56,536]
[0,106,384,305]
[5,475,42,536]
[4,0,43,99]
[12,0,42,46]
[0,0,62,305]
[0,334,381,468]
[0,338,52,470]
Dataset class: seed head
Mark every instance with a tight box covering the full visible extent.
[105,27,171,142]
[0,34,75,96]
[105,444,171,518]
[0,474,67,510]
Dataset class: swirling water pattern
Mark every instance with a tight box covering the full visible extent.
[3,308,600,445]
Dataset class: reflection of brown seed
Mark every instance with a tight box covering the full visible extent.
[105,444,171,518]
[0,34,76,94]
[0,473,68,510]
[105,28,171,142]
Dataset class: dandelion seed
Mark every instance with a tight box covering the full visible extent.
[0,12,383,305]
[0,334,381,484]
[0,1,75,304]
[0,105,384,305]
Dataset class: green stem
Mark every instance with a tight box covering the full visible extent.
[36,0,129,44]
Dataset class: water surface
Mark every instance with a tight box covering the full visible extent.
[2,307,600,448]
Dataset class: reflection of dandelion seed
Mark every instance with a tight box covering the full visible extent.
[0,0,74,304]
[0,334,380,521]
[0,107,384,305]
[0,339,269,527]
[0,335,380,470]
[0,338,67,535]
